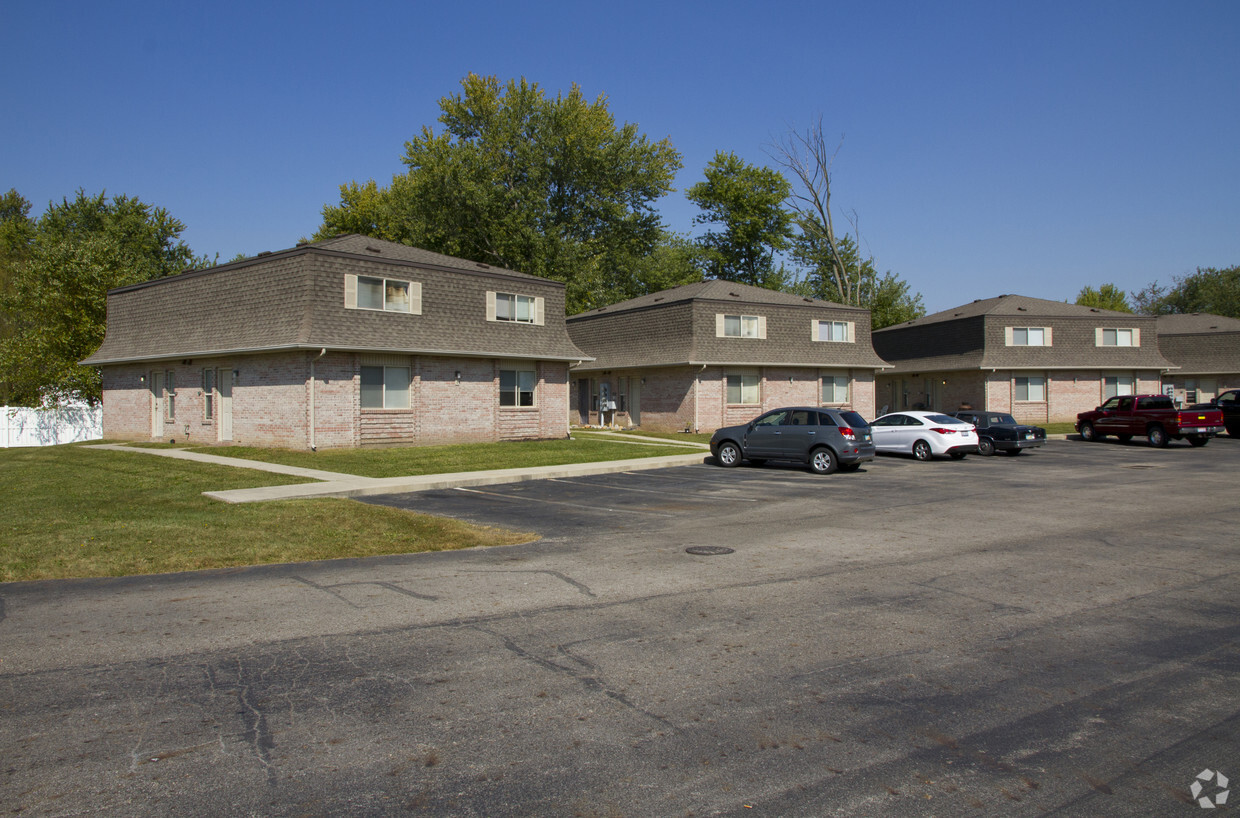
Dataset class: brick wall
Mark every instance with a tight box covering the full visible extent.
[100,365,151,440]
[101,351,569,449]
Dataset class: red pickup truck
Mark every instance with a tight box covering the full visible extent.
[1076,394,1225,447]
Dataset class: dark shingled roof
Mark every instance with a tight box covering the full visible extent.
[1155,313,1240,375]
[873,294,1175,373]
[568,280,888,370]
[881,294,1137,329]
[1155,313,1240,334]
[571,279,861,317]
[83,235,589,365]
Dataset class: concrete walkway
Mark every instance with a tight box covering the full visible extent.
[85,441,710,504]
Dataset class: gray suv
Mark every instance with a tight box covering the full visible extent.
[710,407,876,475]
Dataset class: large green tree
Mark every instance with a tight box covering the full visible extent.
[1074,283,1132,313]
[1131,266,1240,317]
[317,74,684,312]
[0,190,205,405]
[685,151,794,289]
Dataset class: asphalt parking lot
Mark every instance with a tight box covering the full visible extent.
[2,437,1238,816]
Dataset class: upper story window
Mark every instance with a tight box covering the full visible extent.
[717,314,765,339]
[1098,327,1138,347]
[345,274,422,314]
[1007,327,1050,346]
[814,320,854,342]
[488,292,545,325]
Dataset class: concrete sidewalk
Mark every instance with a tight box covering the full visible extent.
[85,442,710,504]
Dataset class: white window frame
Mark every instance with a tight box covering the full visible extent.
[360,365,411,410]
[1096,327,1139,347]
[344,274,422,314]
[499,365,537,407]
[203,368,215,421]
[717,314,766,339]
[164,371,176,421]
[726,371,760,405]
[813,320,854,343]
[487,292,545,325]
[1006,326,1051,346]
[820,374,849,404]
[1014,375,1046,402]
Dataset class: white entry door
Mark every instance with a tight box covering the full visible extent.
[629,378,641,425]
[217,369,233,441]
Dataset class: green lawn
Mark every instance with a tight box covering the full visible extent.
[175,435,699,478]
[0,445,532,583]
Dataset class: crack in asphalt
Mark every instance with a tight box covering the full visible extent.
[471,625,679,734]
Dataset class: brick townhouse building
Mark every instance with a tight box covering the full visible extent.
[566,281,889,432]
[871,294,1176,423]
[1154,313,1240,405]
[82,235,589,448]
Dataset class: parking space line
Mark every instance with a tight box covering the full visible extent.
[546,477,759,501]
[453,487,679,517]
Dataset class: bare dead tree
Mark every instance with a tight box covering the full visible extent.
[768,117,857,304]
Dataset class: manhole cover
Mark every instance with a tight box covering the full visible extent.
[685,545,735,556]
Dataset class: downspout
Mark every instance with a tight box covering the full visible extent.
[693,363,707,433]
[309,348,326,450]
[569,361,583,438]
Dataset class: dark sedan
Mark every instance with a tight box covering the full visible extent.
[710,407,876,474]
[951,411,1046,456]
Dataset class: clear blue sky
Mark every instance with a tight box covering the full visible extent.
[3,0,1237,313]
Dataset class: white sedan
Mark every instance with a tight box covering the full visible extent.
[870,411,980,461]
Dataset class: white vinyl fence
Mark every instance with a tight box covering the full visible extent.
[1,403,102,447]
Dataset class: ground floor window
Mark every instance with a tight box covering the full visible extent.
[1014,375,1046,402]
[500,367,536,407]
[361,365,411,409]
[821,374,849,404]
[1102,374,1134,400]
[726,372,760,405]
[164,371,176,421]
[203,369,215,420]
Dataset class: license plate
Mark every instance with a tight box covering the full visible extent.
[1025,433,1035,440]
[1188,427,1210,433]
[863,434,871,441]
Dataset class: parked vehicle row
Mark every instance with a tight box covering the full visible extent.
[1075,394,1225,448]
[710,395,1229,476]
[709,407,1050,474]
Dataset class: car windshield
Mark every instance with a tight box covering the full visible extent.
[839,411,869,428]
[926,414,966,425]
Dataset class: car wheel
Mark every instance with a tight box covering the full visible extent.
[1147,425,1168,448]
[1228,424,1240,438]
[912,440,932,461]
[1187,434,1210,447]
[716,441,742,467]
[809,447,838,475]
[1078,422,1097,442]
[1116,434,1132,443]
[977,438,995,456]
